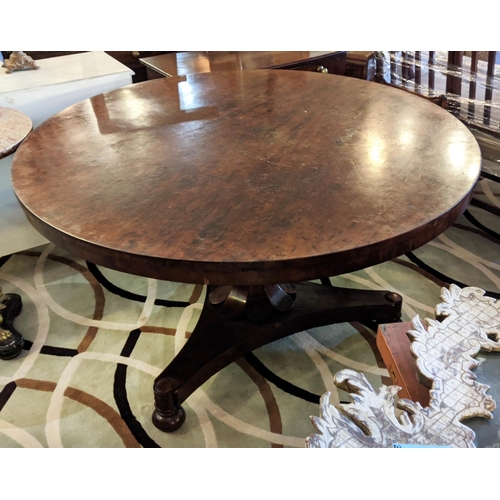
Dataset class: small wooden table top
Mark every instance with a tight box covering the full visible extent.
[0,107,32,160]
[11,70,481,286]
[139,51,345,78]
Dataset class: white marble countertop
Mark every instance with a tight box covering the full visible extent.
[1,51,134,93]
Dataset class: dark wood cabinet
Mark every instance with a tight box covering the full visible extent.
[271,52,346,75]
[139,51,347,80]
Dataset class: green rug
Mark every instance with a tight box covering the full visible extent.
[1,162,499,448]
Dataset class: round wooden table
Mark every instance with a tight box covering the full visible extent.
[10,70,482,430]
[0,106,32,360]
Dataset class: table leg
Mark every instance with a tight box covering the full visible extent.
[0,289,25,360]
[152,282,402,432]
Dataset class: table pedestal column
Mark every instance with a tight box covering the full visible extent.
[152,282,402,432]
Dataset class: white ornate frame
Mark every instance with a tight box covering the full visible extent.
[307,285,500,448]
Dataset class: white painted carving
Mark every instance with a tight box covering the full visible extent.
[306,285,500,448]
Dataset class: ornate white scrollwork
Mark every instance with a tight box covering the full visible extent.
[307,285,500,448]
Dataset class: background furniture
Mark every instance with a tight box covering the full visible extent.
[1,51,172,83]
[2,51,378,84]
[345,51,376,80]
[139,51,347,79]
[0,51,134,258]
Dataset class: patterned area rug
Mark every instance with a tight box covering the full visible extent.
[1,161,499,448]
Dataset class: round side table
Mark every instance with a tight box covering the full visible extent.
[0,106,32,160]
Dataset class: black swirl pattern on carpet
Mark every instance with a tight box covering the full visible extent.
[86,262,190,308]
[114,329,160,448]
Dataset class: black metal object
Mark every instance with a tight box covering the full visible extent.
[0,293,25,360]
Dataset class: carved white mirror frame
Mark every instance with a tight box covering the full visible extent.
[307,285,500,448]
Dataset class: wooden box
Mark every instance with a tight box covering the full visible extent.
[376,322,430,406]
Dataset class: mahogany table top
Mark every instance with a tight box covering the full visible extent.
[0,106,32,160]
[11,70,481,285]
[139,51,344,78]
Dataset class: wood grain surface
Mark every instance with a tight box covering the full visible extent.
[11,70,482,285]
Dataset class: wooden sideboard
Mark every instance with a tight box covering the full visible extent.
[139,51,347,80]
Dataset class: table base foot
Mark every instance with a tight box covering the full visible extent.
[0,291,25,360]
[152,282,402,432]
[152,407,186,433]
